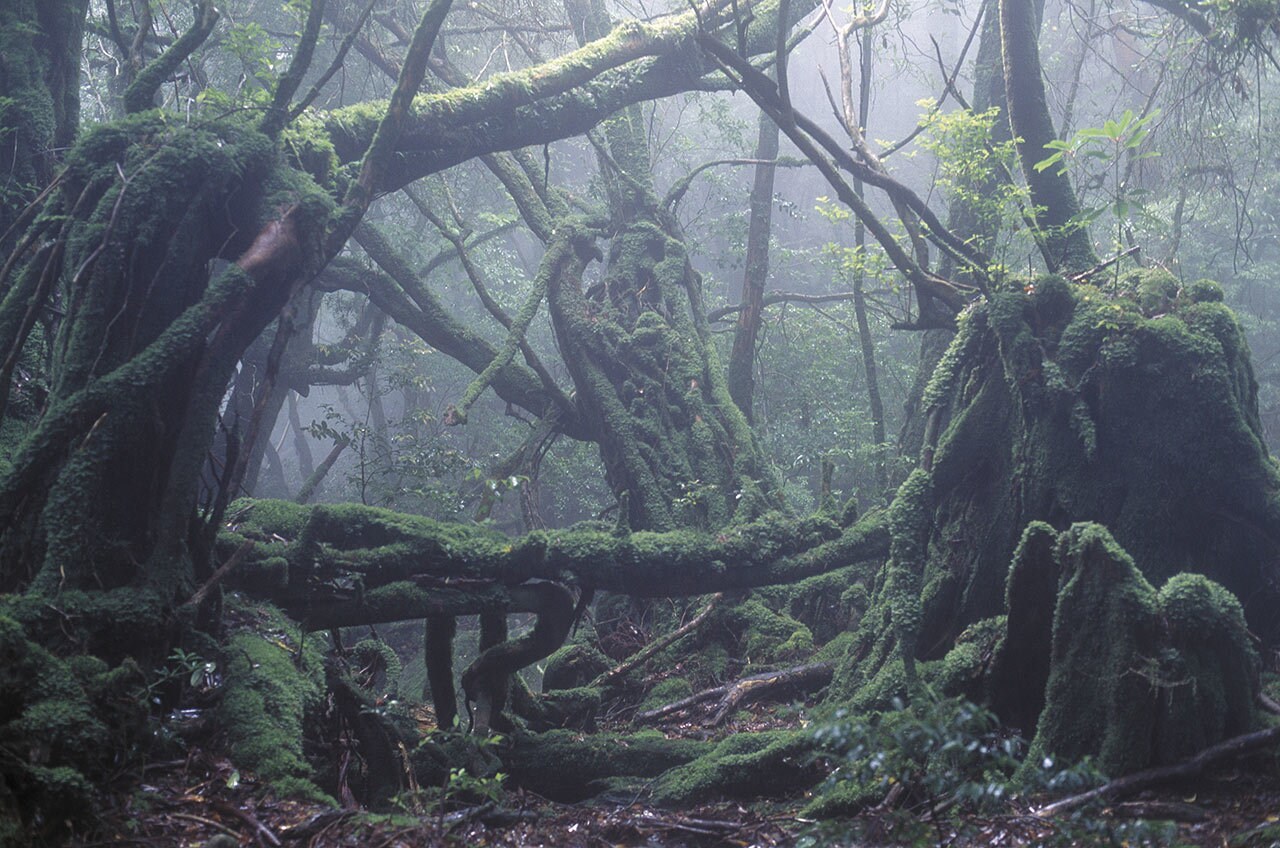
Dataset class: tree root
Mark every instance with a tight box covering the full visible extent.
[1035,724,1280,817]
[460,582,576,733]
[634,661,833,726]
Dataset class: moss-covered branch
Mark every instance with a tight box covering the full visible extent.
[220,500,888,625]
[122,2,220,114]
[320,0,812,192]
[448,223,595,425]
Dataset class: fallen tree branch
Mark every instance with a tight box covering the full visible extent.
[590,593,724,688]
[222,500,890,627]
[634,662,834,725]
[1035,724,1280,817]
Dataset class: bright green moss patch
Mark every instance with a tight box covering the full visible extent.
[217,601,329,802]
[650,729,819,805]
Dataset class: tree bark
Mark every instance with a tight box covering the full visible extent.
[727,108,780,422]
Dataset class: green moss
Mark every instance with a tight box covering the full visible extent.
[0,614,114,836]
[895,273,1280,662]
[216,601,329,802]
[728,598,814,666]
[542,643,611,691]
[650,729,818,805]
[500,729,709,802]
[1016,524,1259,778]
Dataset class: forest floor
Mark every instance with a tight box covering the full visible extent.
[71,698,1280,847]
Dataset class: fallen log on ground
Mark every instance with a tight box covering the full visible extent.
[219,500,888,628]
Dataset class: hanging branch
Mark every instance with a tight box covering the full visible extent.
[446,224,594,425]
[663,156,808,213]
[406,189,576,419]
[708,291,860,323]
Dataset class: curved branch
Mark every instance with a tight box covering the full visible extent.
[123,1,219,114]
[709,290,859,323]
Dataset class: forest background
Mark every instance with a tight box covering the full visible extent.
[5,0,1280,842]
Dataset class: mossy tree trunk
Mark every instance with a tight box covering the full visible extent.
[539,0,785,533]
[837,273,1280,773]
[0,0,88,249]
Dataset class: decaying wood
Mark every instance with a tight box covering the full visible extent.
[590,593,724,689]
[634,662,834,726]
[1035,724,1280,817]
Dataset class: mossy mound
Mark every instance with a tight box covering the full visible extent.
[992,523,1259,777]
[217,600,330,802]
[499,729,710,801]
[909,272,1280,651]
[650,729,821,805]
[542,643,612,691]
[0,613,150,841]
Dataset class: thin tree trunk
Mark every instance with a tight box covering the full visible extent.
[1001,0,1098,273]
[727,106,780,422]
[851,31,888,497]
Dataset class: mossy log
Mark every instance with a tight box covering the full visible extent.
[494,730,711,802]
[219,499,889,627]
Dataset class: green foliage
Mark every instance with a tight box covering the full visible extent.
[805,694,1182,847]
[806,695,1022,827]
[1036,110,1162,257]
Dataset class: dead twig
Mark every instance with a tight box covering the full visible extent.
[634,662,834,725]
[210,800,280,847]
[591,593,723,689]
[181,540,255,611]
